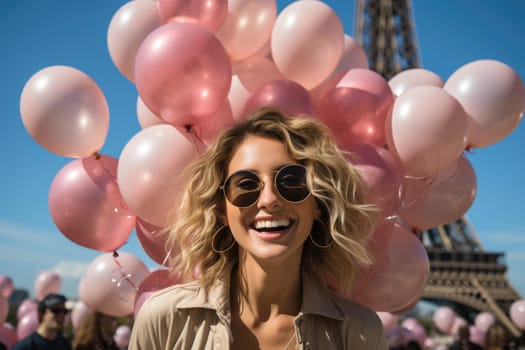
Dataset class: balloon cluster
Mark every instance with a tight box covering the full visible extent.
[18,0,525,316]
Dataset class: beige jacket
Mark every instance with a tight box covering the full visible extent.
[129,269,387,350]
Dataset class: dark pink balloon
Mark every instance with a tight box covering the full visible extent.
[135,22,232,127]
[0,323,17,349]
[191,98,236,146]
[348,144,403,218]
[316,68,395,149]
[49,154,136,252]
[136,219,170,266]
[243,79,315,117]
[234,55,284,92]
[158,0,228,32]
[0,275,13,299]
[134,269,181,317]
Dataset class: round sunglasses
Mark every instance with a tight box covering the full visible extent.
[222,164,311,208]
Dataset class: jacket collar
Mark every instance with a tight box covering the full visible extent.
[176,264,346,322]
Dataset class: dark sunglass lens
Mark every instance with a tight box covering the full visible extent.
[224,171,261,207]
[276,165,309,202]
[50,308,69,315]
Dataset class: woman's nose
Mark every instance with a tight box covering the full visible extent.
[257,178,282,209]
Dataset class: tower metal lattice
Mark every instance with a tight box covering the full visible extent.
[353,0,522,337]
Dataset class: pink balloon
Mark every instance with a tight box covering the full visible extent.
[348,144,403,218]
[49,154,136,252]
[243,79,315,117]
[272,1,344,89]
[0,275,13,299]
[78,251,150,317]
[34,271,61,301]
[136,219,170,266]
[469,325,486,347]
[376,312,398,332]
[333,35,369,75]
[450,317,468,339]
[70,301,92,330]
[16,313,39,340]
[385,85,468,177]
[444,59,525,148]
[234,55,284,92]
[386,326,413,348]
[401,318,426,347]
[107,0,162,82]
[191,98,236,146]
[433,306,456,334]
[229,75,252,120]
[398,154,476,230]
[133,291,153,319]
[135,22,231,127]
[355,224,429,312]
[215,0,277,60]
[118,125,202,227]
[113,325,132,348]
[16,299,37,321]
[388,68,444,97]
[317,68,395,148]
[510,299,525,330]
[136,96,166,129]
[474,311,496,333]
[0,322,17,350]
[158,0,227,32]
[20,65,109,158]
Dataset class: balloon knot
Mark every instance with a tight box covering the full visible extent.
[113,250,119,258]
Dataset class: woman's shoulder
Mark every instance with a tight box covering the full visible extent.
[141,279,202,313]
[329,292,383,325]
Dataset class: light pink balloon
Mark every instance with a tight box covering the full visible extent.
[113,324,132,348]
[386,326,413,348]
[135,22,231,127]
[158,0,227,32]
[317,68,395,148]
[136,219,170,266]
[0,275,13,299]
[469,325,486,347]
[355,224,429,312]
[118,125,202,227]
[49,154,136,252]
[401,318,426,347]
[107,0,162,82]
[474,311,496,333]
[34,271,61,301]
[272,1,344,89]
[133,291,153,319]
[450,317,468,339]
[70,301,92,330]
[243,79,315,117]
[78,251,150,317]
[385,85,468,177]
[0,322,17,350]
[234,55,284,92]
[510,299,525,330]
[215,0,277,61]
[376,312,398,332]
[330,34,369,80]
[444,59,525,148]
[136,96,165,129]
[0,295,7,324]
[16,299,37,321]
[229,75,252,121]
[16,313,39,340]
[348,144,403,218]
[433,306,456,334]
[398,154,476,230]
[20,65,109,158]
[388,68,444,97]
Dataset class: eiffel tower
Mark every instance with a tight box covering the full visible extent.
[353,0,523,337]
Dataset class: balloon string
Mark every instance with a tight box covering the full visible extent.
[111,250,139,302]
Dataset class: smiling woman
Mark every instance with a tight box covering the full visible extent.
[128,107,388,350]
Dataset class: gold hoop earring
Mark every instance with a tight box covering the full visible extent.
[211,226,236,253]
[309,219,333,248]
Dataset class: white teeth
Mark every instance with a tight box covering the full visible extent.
[254,219,290,230]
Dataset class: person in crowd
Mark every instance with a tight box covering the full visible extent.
[129,107,388,349]
[72,310,119,350]
[484,323,511,350]
[448,325,482,350]
[13,293,71,350]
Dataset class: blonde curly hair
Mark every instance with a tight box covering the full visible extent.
[165,107,378,296]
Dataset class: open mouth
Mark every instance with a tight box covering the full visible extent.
[253,218,292,232]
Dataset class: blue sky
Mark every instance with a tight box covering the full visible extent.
[1,0,524,301]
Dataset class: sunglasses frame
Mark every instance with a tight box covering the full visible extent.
[49,307,70,315]
[221,164,311,208]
